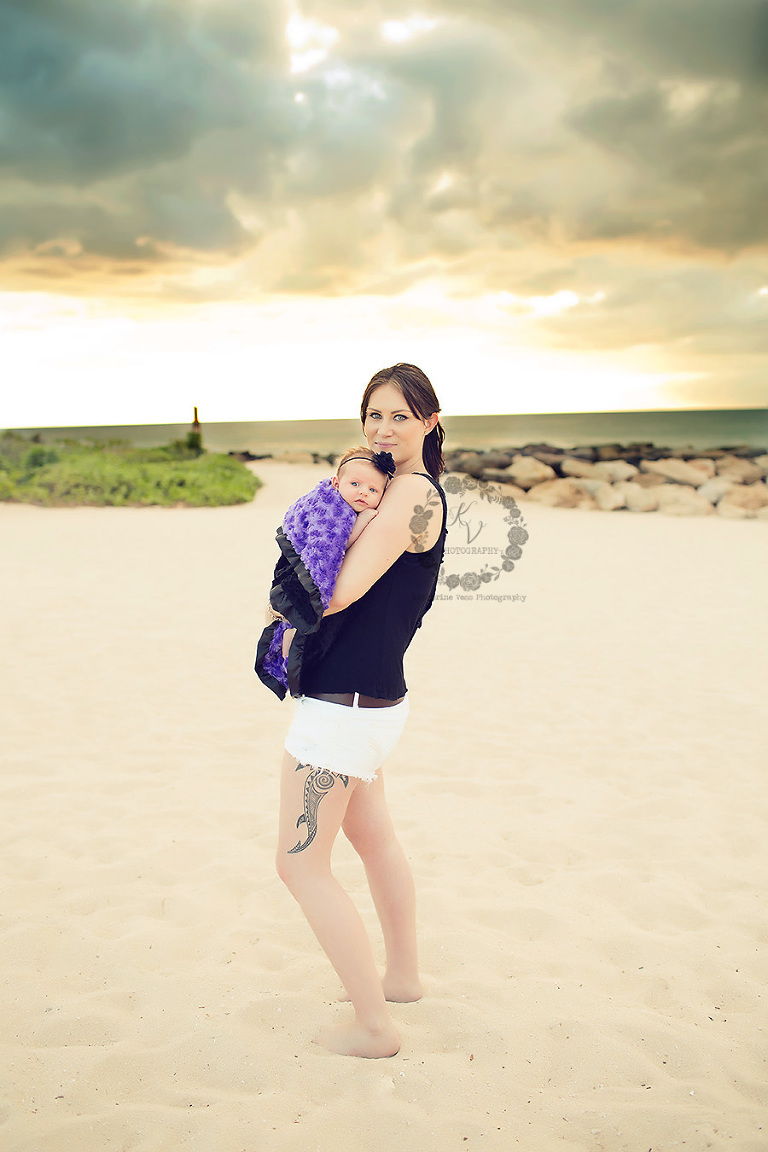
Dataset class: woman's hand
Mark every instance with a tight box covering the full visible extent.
[326,473,439,614]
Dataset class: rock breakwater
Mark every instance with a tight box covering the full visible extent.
[444,442,768,518]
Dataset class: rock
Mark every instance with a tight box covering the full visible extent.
[451,451,488,478]
[754,454,768,477]
[528,450,566,468]
[641,458,715,486]
[617,445,658,465]
[519,443,559,456]
[716,499,752,519]
[507,454,557,489]
[279,451,317,464]
[525,478,596,509]
[573,478,625,509]
[443,451,472,472]
[715,456,764,484]
[480,467,517,484]
[614,481,661,512]
[632,472,668,488]
[656,485,715,516]
[593,444,625,461]
[560,457,598,478]
[696,477,735,504]
[685,458,717,480]
[479,451,514,470]
[595,482,627,511]
[700,446,767,459]
[563,446,596,461]
[714,444,766,458]
[716,482,768,518]
[631,447,672,461]
[663,446,698,459]
[229,450,272,462]
[592,460,639,483]
[574,478,604,495]
[482,478,528,502]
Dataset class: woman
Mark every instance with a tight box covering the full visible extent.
[276,363,447,1059]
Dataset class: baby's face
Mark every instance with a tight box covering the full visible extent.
[333,460,386,511]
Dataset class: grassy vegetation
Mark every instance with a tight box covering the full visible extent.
[0,431,261,507]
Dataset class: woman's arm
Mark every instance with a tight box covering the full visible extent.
[326,474,438,614]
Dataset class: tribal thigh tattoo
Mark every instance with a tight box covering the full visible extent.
[287,765,349,854]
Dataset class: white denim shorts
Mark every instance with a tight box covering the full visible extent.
[285,694,410,783]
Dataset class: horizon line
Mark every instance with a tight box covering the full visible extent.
[5,404,766,433]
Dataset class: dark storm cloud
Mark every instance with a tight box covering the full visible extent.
[0,0,291,262]
[527,0,768,253]
[0,0,279,182]
[472,0,768,84]
[567,84,768,251]
[295,0,768,264]
[0,0,531,285]
[2,0,768,294]
[356,0,768,255]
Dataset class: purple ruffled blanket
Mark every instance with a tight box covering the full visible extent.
[259,480,356,691]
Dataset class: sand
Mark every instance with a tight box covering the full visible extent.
[1,459,766,1152]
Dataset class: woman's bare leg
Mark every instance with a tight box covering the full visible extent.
[276,751,400,1057]
[342,770,423,1002]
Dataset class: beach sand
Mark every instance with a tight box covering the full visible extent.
[1,459,766,1152]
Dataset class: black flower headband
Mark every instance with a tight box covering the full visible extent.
[342,450,396,481]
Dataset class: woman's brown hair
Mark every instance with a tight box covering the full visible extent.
[360,363,445,480]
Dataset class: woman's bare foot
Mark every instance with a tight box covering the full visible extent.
[381,975,423,1003]
[338,975,423,1004]
[313,1020,401,1058]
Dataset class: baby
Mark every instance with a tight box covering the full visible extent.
[331,447,391,545]
[278,449,390,656]
[255,447,395,698]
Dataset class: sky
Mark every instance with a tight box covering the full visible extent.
[2,0,768,427]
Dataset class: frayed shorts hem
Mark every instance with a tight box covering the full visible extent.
[285,694,409,783]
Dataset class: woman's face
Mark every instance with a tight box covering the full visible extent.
[363,382,436,471]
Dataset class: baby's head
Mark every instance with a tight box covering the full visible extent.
[332,446,394,512]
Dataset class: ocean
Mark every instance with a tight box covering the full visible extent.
[9,409,767,455]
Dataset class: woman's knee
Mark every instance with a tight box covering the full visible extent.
[276,844,307,892]
[276,843,331,899]
[275,847,294,888]
[342,807,397,859]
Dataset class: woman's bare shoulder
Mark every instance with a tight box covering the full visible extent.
[383,472,436,500]
[382,473,443,551]
[376,472,434,518]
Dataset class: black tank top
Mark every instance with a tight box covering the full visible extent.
[299,474,447,698]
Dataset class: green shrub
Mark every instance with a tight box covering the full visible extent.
[25,446,60,470]
[0,431,30,469]
[0,473,16,500]
[0,435,260,507]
